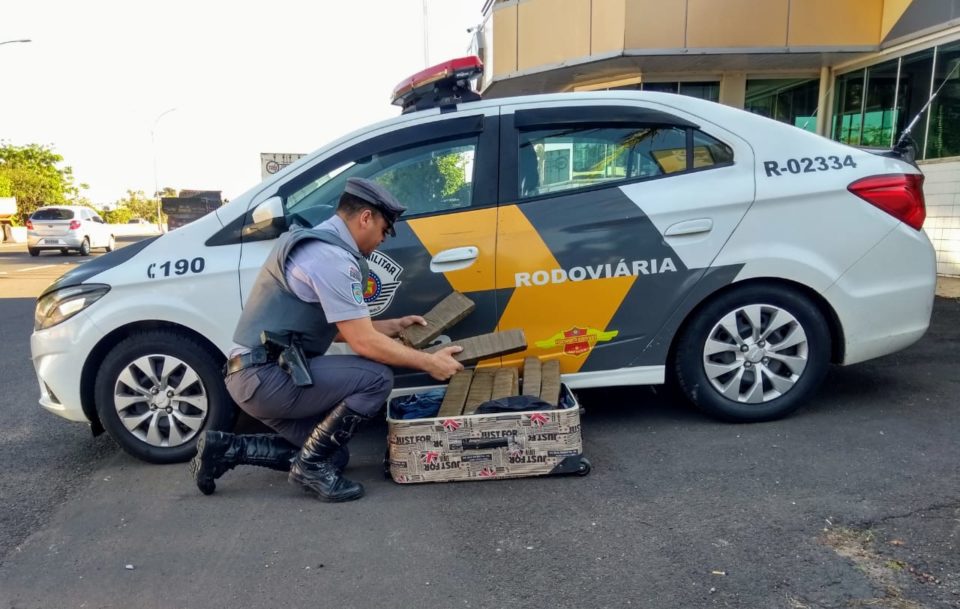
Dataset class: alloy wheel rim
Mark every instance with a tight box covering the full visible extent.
[112,354,209,447]
[701,304,809,404]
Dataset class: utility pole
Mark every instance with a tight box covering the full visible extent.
[151,108,177,233]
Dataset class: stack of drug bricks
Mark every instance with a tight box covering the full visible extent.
[436,358,561,417]
[397,292,559,414]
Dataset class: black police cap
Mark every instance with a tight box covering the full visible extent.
[344,177,407,236]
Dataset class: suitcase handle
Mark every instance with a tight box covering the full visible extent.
[462,438,509,450]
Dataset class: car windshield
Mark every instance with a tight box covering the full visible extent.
[32,208,75,221]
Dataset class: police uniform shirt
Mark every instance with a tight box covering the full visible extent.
[285,215,369,323]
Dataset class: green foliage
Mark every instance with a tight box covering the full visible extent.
[0,172,12,197]
[374,150,470,215]
[113,189,165,224]
[101,207,133,224]
[0,142,81,223]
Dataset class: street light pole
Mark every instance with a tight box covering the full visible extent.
[151,107,177,233]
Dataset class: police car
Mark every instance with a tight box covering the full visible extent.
[31,56,936,463]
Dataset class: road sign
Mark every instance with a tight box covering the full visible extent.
[260,153,307,179]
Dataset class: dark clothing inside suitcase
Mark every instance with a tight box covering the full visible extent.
[474,395,556,414]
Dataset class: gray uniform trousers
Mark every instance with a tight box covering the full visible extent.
[224,354,393,447]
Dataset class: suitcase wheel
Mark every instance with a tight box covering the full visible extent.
[575,456,592,476]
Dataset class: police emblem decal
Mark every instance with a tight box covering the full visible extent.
[362,250,403,316]
[351,282,364,304]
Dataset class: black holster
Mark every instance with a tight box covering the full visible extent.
[260,330,313,387]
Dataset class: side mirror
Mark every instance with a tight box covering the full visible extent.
[243,196,287,241]
[252,196,284,225]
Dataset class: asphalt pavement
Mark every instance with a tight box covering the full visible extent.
[0,239,957,609]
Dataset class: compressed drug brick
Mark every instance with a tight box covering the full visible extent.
[437,369,474,417]
[424,329,526,364]
[522,357,541,397]
[463,369,496,414]
[491,367,519,400]
[539,359,561,406]
[399,292,476,348]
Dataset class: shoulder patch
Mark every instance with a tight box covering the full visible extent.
[351,282,364,305]
[348,265,362,281]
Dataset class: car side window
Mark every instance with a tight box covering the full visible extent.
[518,125,733,199]
[283,135,478,227]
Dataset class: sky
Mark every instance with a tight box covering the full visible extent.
[0,0,484,205]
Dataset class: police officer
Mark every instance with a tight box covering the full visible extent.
[190,177,463,502]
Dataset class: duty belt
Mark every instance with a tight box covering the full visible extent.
[223,347,274,376]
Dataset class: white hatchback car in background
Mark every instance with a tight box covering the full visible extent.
[26,205,116,256]
[29,58,937,464]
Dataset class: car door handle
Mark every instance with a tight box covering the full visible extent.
[430,246,478,273]
[664,218,713,237]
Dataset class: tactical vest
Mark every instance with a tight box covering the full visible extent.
[233,226,370,358]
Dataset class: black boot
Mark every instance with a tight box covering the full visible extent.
[289,403,365,502]
[189,431,297,495]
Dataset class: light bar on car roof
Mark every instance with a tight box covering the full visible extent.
[391,55,483,114]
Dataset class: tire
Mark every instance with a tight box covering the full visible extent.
[105,235,115,252]
[79,238,91,256]
[95,330,235,463]
[28,247,40,257]
[674,284,830,422]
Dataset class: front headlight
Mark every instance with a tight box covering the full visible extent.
[34,284,110,331]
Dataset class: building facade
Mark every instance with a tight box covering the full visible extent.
[476,0,960,276]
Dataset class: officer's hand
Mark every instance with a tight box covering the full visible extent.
[399,315,427,329]
[427,345,464,381]
[380,315,427,338]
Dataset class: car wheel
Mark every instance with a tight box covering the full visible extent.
[105,235,116,252]
[28,247,40,257]
[674,284,830,422]
[95,330,235,463]
[79,238,91,256]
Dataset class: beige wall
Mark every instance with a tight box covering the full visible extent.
[592,0,627,54]
[686,0,789,47]
[517,0,591,71]
[788,0,882,46]
[881,0,914,39]
[623,0,685,49]
[488,0,898,79]
[492,3,518,76]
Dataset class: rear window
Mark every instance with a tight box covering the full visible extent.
[31,208,74,221]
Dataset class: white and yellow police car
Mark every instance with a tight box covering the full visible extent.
[31,57,936,463]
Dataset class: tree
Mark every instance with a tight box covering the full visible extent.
[0,143,81,223]
[113,189,165,223]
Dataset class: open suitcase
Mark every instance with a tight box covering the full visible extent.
[385,383,590,484]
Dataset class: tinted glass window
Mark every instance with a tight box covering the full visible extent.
[517,126,732,199]
[745,78,819,132]
[31,208,74,220]
[284,136,477,227]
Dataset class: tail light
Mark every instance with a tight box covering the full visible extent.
[26,220,34,230]
[847,174,926,230]
[69,220,82,230]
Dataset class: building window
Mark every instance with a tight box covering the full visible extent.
[927,41,960,159]
[609,81,720,103]
[745,78,819,131]
[896,49,935,155]
[832,41,960,160]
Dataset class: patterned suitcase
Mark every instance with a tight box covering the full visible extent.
[386,384,590,484]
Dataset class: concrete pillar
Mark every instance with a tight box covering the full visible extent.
[719,72,746,108]
[816,66,832,136]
